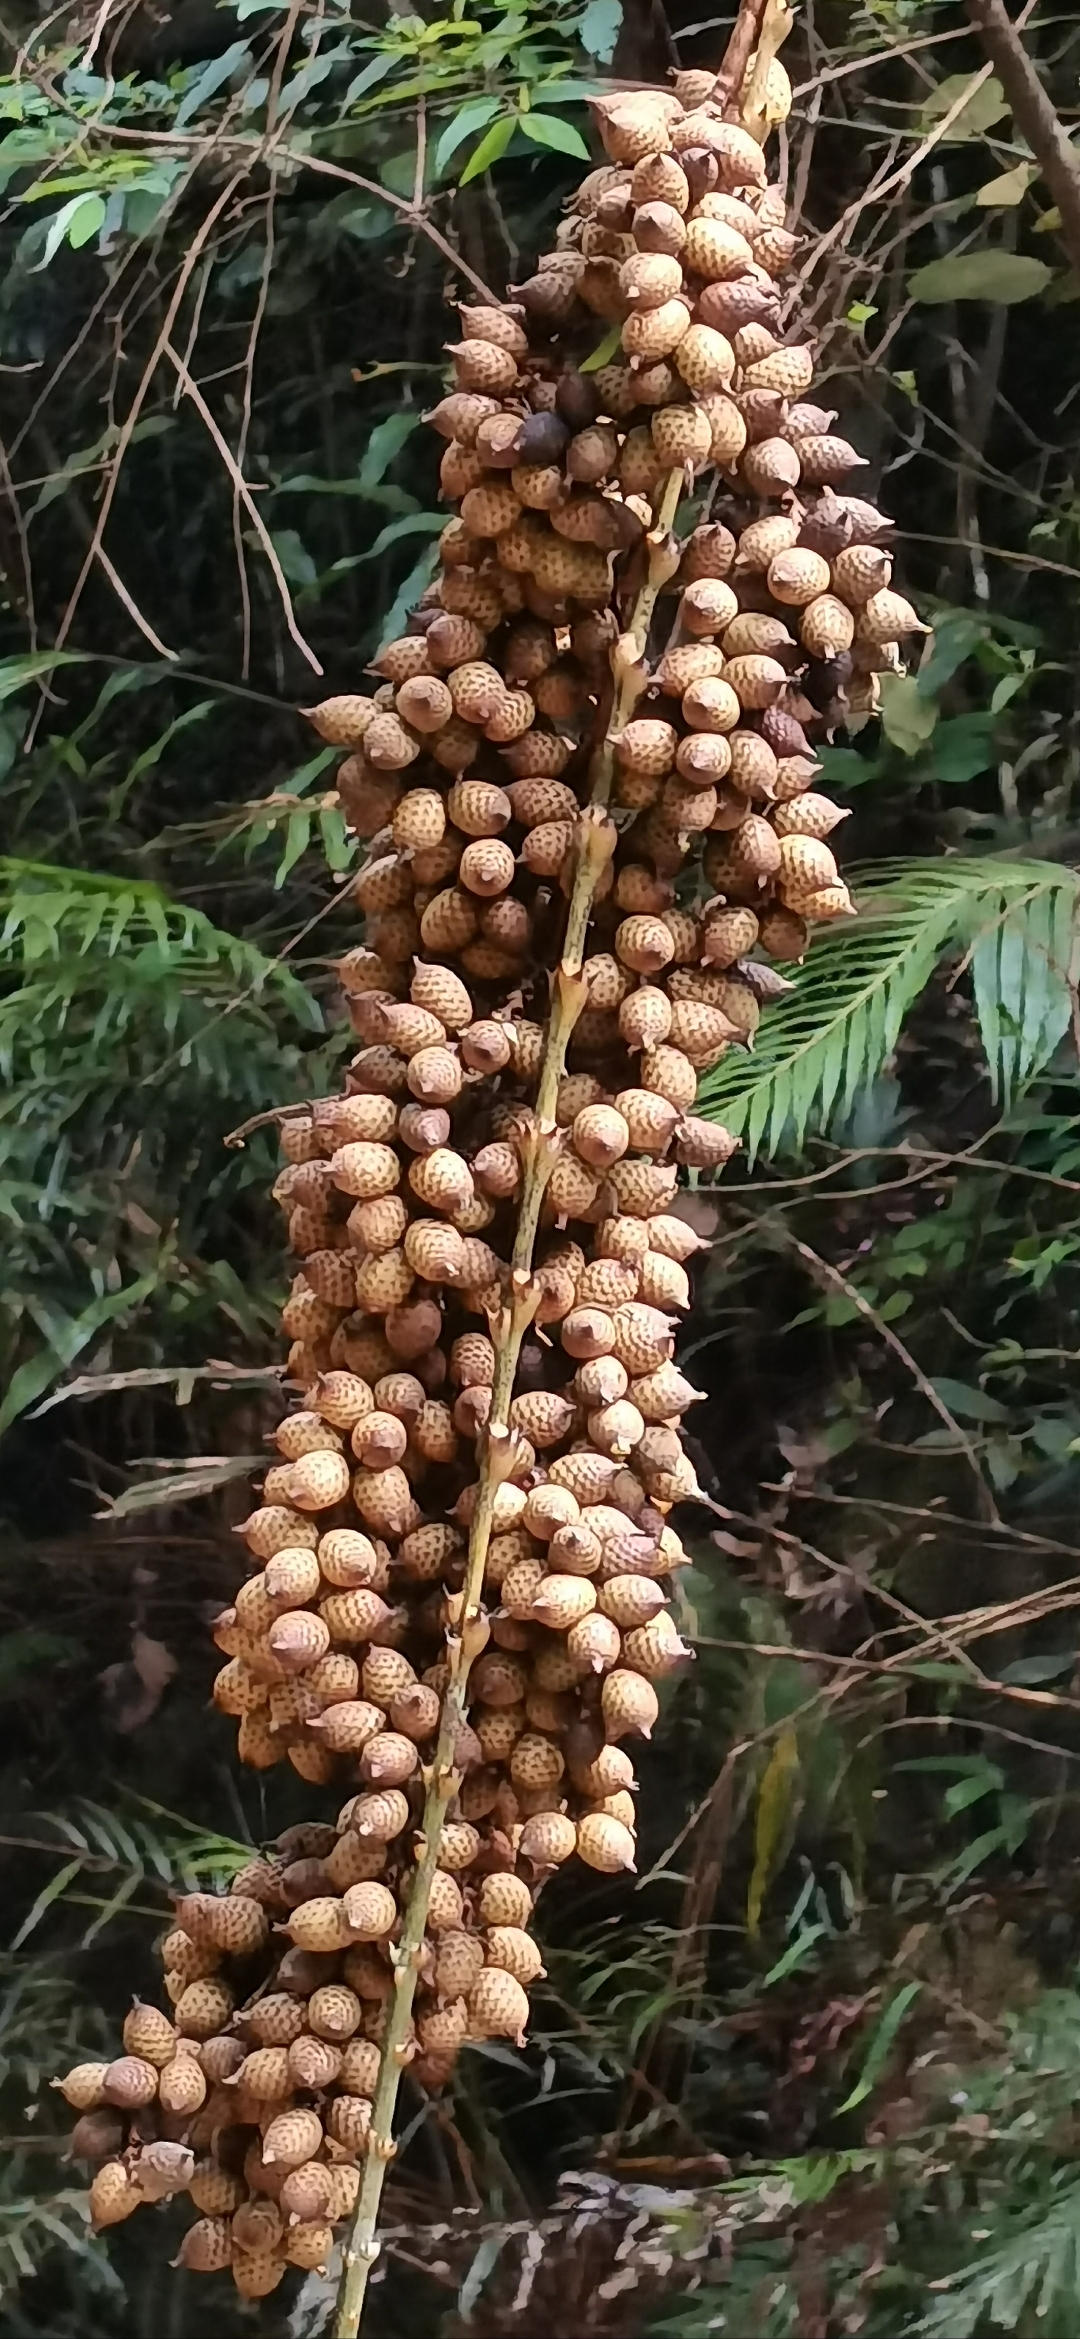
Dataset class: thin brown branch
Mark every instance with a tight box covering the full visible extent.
[233,183,278,679]
[163,338,322,674]
[46,173,246,672]
[94,540,178,661]
[785,6,1041,317]
[769,1224,1000,1522]
[714,0,770,113]
[965,0,1080,277]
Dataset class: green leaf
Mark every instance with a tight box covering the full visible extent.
[364,512,445,557]
[518,112,590,159]
[459,116,516,183]
[267,528,317,587]
[976,159,1036,206]
[344,50,398,104]
[761,1921,830,1986]
[580,324,622,372]
[917,609,989,693]
[931,712,997,784]
[919,73,1009,138]
[434,94,501,174]
[879,671,938,754]
[376,543,440,651]
[578,0,622,60]
[357,411,420,491]
[909,250,1053,306]
[747,1725,799,1939]
[696,857,1080,1161]
[0,649,85,702]
[173,41,250,130]
[10,1857,86,1950]
[32,192,105,269]
[0,1272,161,1437]
[944,1771,1002,1819]
[836,1982,921,2113]
[929,1377,1010,1423]
[998,1652,1077,1685]
[966,865,1080,1103]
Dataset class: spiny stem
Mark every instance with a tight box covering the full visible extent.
[332,464,685,2339]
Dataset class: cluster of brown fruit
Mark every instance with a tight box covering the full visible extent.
[59,63,916,2299]
[54,1829,556,2294]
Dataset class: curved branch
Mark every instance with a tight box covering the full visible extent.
[713,0,770,115]
[964,0,1080,281]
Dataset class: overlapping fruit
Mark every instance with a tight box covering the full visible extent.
[57,62,918,2298]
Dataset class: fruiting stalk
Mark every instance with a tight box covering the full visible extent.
[58,0,921,2296]
[333,468,687,2339]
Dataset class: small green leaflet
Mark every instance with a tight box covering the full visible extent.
[976,160,1036,206]
[580,324,622,372]
[836,1982,921,2113]
[435,94,501,174]
[33,191,105,268]
[344,51,398,105]
[928,1378,1010,1423]
[11,1858,87,1952]
[518,113,590,159]
[173,41,250,130]
[879,671,937,754]
[761,1922,830,1987]
[459,117,515,183]
[919,72,1008,139]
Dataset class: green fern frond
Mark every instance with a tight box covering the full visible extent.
[0,2182,99,2302]
[0,859,322,1047]
[12,1799,254,1951]
[917,2179,1080,2336]
[696,857,1080,1162]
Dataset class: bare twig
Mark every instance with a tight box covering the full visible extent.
[786,5,1042,315]
[47,173,247,670]
[95,541,178,660]
[965,0,1080,277]
[233,182,278,678]
[164,339,323,675]
[769,1223,1000,1522]
[0,430,36,647]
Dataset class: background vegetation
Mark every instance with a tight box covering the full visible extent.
[5,0,1080,2328]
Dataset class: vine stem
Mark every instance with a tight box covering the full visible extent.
[331,468,685,2339]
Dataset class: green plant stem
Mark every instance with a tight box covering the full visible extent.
[331,468,685,2339]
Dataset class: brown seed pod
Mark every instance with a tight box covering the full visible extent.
[740,434,801,495]
[680,576,739,637]
[857,587,925,644]
[799,593,855,658]
[682,676,741,734]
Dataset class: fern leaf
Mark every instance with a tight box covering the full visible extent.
[966,869,1080,1103]
[696,857,1080,1161]
[917,2180,1080,2335]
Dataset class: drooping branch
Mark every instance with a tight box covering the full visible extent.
[964,0,1080,280]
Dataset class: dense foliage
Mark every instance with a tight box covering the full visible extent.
[4,0,1080,2329]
